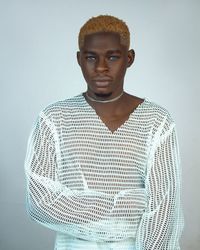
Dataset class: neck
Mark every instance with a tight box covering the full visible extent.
[85,91,124,104]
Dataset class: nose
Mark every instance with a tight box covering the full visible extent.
[95,57,108,73]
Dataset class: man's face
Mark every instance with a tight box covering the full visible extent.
[77,32,134,97]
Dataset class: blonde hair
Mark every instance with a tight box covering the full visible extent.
[78,15,130,49]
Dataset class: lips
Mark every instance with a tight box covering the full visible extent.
[92,78,112,87]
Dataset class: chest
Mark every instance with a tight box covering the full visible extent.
[56,111,151,193]
[98,113,131,133]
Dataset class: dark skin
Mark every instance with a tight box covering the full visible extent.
[77,32,144,133]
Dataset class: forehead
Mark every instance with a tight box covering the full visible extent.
[81,32,125,52]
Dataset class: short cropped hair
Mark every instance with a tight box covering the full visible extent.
[78,15,130,49]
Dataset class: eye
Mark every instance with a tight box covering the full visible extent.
[108,55,120,61]
[85,56,96,61]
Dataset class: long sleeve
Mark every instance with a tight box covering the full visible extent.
[135,124,184,249]
[24,113,115,240]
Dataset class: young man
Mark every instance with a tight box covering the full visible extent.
[25,15,184,250]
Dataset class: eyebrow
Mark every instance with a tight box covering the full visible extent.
[83,51,96,55]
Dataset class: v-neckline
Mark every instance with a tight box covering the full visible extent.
[81,93,146,135]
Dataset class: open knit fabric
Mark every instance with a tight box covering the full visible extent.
[25,94,184,250]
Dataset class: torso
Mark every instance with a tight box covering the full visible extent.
[39,93,172,245]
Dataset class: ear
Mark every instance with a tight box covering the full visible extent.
[77,51,81,66]
[127,49,135,68]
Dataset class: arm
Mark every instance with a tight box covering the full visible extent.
[135,125,184,249]
[24,113,114,239]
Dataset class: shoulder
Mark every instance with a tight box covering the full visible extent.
[31,94,85,136]
[38,94,85,121]
[143,98,174,122]
[142,98,176,136]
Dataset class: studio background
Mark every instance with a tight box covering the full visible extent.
[1,0,199,249]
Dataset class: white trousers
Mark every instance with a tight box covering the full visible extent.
[54,234,136,250]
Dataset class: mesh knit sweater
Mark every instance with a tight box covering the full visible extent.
[25,94,184,249]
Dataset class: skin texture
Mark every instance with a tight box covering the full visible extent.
[77,32,144,133]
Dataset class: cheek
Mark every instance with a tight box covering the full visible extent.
[81,65,94,80]
[82,63,94,74]
[112,64,127,79]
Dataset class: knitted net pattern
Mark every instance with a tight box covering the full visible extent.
[25,94,184,249]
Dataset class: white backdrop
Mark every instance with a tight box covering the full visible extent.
[1,0,200,249]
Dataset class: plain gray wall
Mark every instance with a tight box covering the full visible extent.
[1,0,200,249]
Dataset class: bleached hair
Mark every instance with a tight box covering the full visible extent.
[78,15,130,49]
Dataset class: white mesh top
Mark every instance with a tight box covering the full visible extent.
[25,94,184,250]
